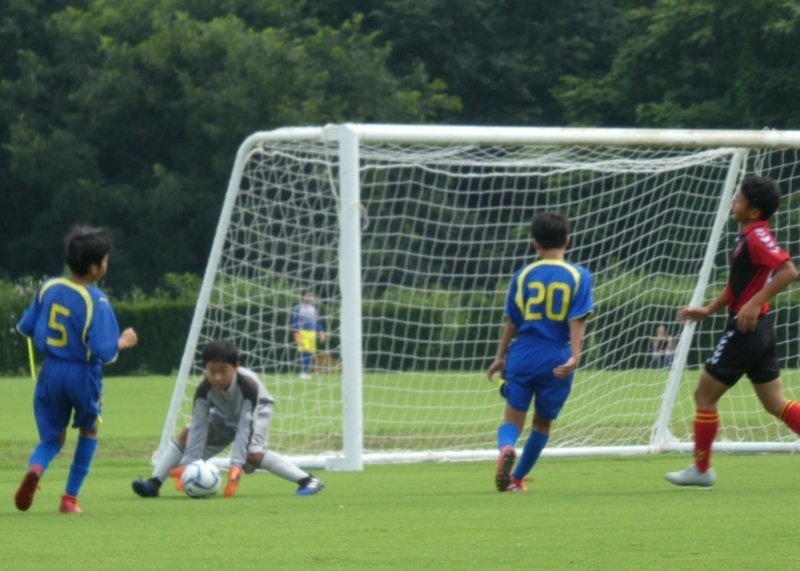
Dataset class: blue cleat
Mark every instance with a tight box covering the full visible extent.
[132,478,160,498]
[295,476,324,496]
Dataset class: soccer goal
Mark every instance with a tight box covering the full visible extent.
[156,125,800,471]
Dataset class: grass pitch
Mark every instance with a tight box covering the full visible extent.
[1,375,798,570]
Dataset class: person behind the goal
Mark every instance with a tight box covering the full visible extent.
[666,175,800,487]
[487,212,594,492]
[131,339,324,498]
[290,289,327,380]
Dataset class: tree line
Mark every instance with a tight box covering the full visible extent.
[3,0,800,295]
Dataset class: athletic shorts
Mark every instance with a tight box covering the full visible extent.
[200,403,273,459]
[34,359,103,442]
[502,339,574,420]
[298,329,318,354]
[704,314,779,386]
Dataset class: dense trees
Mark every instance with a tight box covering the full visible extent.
[2,0,800,292]
[0,0,458,292]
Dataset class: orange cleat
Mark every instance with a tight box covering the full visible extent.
[506,476,529,492]
[14,464,43,512]
[59,494,83,514]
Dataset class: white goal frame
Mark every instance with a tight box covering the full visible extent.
[157,124,800,471]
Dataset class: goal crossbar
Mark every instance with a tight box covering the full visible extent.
[156,124,800,471]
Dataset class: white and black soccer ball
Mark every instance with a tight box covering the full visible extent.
[181,459,221,498]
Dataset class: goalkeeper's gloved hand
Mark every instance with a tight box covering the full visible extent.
[169,465,185,492]
[224,466,243,498]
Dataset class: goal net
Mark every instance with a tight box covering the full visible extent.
[156,125,800,470]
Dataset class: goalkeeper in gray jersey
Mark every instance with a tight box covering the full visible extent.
[132,340,323,498]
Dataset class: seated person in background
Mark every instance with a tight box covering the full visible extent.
[651,324,675,369]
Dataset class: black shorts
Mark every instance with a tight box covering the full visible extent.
[704,313,779,386]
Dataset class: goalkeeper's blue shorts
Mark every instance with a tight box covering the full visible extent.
[503,339,573,420]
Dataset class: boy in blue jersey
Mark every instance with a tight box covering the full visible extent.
[487,212,594,492]
[15,225,138,513]
[290,289,326,380]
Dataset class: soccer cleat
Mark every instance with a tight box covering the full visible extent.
[14,464,43,511]
[506,477,528,492]
[295,475,324,496]
[59,494,83,514]
[665,465,717,488]
[132,478,160,498]
[299,372,312,381]
[495,445,516,492]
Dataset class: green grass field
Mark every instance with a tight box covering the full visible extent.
[1,375,799,570]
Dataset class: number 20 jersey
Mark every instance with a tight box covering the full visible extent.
[504,260,594,347]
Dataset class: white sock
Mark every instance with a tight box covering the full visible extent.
[259,450,307,482]
[152,441,184,482]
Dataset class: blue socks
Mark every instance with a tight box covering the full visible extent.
[497,422,521,449]
[513,430,549,480]
[300,352,313,374]
[65,435,98,497]
[29,440,63,472]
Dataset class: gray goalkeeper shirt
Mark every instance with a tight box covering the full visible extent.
[182,367,274,467]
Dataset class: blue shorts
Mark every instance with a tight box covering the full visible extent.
[34,359,103,442]
[502,339,574,420]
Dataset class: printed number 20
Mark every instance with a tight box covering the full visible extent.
[525,281,571,321]
[47,304,71,347]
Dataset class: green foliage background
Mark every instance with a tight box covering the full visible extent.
[4,0,800,294]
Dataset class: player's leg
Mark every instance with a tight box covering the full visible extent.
[16,365,70,511]
[752,378,800,434]
[495,403,526,491]
[299,352,313,379]
[509,372,573,490]
[132,427,188,497]
[509,413,552,490]
[748,321,800,434]
[59,371,104,513]
[60,425,98,514]
[249,451,323,496]
[667,322,755,487]
[246,401,323,495]
[664,370,729,487]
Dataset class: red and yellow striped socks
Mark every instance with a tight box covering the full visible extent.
[693,409,719,473]
[779,400,800,434]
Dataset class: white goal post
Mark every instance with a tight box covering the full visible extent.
[156,124,800,472]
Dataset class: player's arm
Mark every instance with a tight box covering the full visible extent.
[487,317,516,382]
[224,402,254,498]
[736,259,798,331]
[553,316,588,379]
[678,289,727,322]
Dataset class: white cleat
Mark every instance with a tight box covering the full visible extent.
[665,465,716,488]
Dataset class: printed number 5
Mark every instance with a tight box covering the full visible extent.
[47,304,70,347]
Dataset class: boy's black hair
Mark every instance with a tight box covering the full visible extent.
[740,175,780,220]
[202,340,240,366]
[64,225,112,276]
[531,212,570,249]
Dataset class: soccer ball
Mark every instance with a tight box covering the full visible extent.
[181,459,221,498]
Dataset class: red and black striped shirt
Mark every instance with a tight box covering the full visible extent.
[726,220,791,315]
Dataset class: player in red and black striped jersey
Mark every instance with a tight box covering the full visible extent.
[666,176,800,487]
